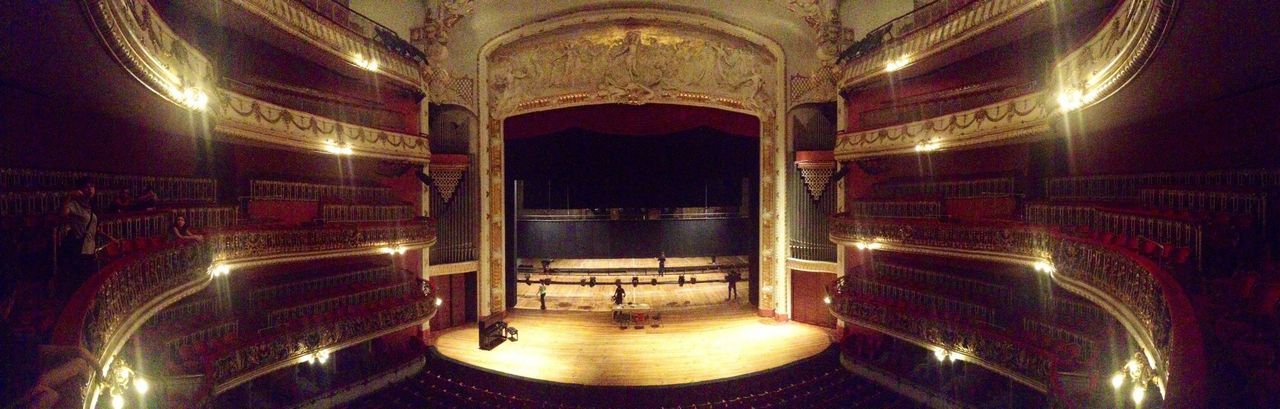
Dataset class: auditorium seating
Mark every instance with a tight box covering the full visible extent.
[0,168,218,203]
[847,200,943,219]
[348,347,922,409]
[869,175,1019,199]
[321,204,416,221]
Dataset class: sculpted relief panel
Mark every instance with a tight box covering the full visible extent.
[486,24,778,116]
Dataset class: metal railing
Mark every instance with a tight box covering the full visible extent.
[294,0,426,64]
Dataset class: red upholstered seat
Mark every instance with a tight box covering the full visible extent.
[1125,235,1141,250]
[1140,240,1160,256]
[1172,247,1192,265]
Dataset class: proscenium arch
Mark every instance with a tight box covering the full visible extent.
[477,8,789,319]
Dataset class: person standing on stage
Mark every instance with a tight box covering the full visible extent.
[726,270,740,301]
[613,282,627,305]
[538,279,549,310]
[657,251,666,277]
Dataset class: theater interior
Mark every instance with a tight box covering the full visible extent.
[1,0,1278,408]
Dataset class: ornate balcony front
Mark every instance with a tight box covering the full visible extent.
[828,214,1205,408]
[49,220,436,409]
[835,0,1179,160]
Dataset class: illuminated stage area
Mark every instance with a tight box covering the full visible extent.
[513,256,751,311]
[433,305,832,386]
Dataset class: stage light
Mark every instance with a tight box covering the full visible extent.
[914,140,942,152]
[1111,371,1126,390]
[885,55,910,72]
[133,377,149,395]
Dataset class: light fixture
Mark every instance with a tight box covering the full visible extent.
[210,264,231,277]
[1032,260,1056,275]
[169,86,209,111]
[1131,385,1146,406]
[111,393,125,409]
[434,297,443,307]
[133,377,149,395]
[1057,89,1087,112]
[885,55,910,72]
[822,296,832,305]
[316,350,330,364]
[323,142,354,156]
[1111,371,1126,390]
[381,246,407,255]
[353,53,379,71]
[933,348,947,362]
[913,140,942,152]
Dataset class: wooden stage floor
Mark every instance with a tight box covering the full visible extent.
[432,304,833,386]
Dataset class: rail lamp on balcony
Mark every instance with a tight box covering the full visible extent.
[885,55,911,72]
[101,360,148,409]
[1110,353,1155,406]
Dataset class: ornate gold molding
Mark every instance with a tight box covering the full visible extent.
[837,0,1048,90]
[834,91,1052,160]
[828,216,1201,401]
[81,0,217,110]
[213,89,431,163]
[225,0,426,90]
[834,0,1179,159]
[478,9,788,317]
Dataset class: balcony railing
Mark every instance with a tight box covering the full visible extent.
[829,215,1206,407]
[209,283,436,393]
[829,277,1064,392]
[224,78,410,133]
[249,180,394,204]
[294,0,427,65]
[871,177,1018,199]
[48,219,436,408]
[1046,169,1280,202]
[838,0,974,64]
[859,81,1038,129]
[848,200,944,219]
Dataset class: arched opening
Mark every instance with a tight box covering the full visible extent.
[502,104,761,310]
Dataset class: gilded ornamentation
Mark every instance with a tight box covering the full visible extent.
[788,68,839,107]
[485,21,778,117]
[828,216,1186,398]
[838,0,1048,89]
[213,90,431,162]
[225,0,425,89]
[834,92,1051,160]
[478,10,788,316]
[1053,0,1179,111]
[81,0,216,110]
[211,290,437,392]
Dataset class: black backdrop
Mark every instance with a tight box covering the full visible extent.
[506,127,758,209]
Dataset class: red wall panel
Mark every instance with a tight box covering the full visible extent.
[791,269,837,328]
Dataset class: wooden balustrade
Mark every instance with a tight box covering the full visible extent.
[50,219,437,407]
[871,177,1018,199]
[873,262,1012,305]
[250,266,394,304]
[848,200,943,219]
[840,276,998,326]
[249,180,393,203]
[828,276,1063,393]
[209,283,436,390]
[1140,187,1268,229]
[321,204,415,221]
[0,168,216,202]
[829,216,1207,407]
[1046,169,1280,202]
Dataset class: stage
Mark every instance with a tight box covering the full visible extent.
[432,304,833,386]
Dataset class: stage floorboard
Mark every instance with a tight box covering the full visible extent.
[432,304,833,386]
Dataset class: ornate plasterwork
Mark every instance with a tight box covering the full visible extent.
[81,0,216,110]
[1053,0,1179,111]
[478,9,788,317]
[834,91,1052,160]
[788,67,839,107]
[428,73,477,112]
[213,89,432,162]
[226,0,426,89]
[833,0,1179,160]
[837,0,1048,90]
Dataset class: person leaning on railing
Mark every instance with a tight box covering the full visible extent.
[58,178,117,290]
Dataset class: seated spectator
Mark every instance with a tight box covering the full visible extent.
[112,188,135,212]
[170,216,204,242]
[133,187,158,210]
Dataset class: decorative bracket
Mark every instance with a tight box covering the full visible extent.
[429,154,469,205]
[795,151,836,201]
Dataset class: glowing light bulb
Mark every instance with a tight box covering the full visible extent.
[1131,386,1146,406]
[934,349,947,362]
[434,297,443,307]
[210,264,231,277]
[1057,89,1087,111]
[111,393,125,409]
[823,296,832,305]
[1111,372,1126,390]
[885,55,910,72]
[317,350,330,364]
[134,377,149,395]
